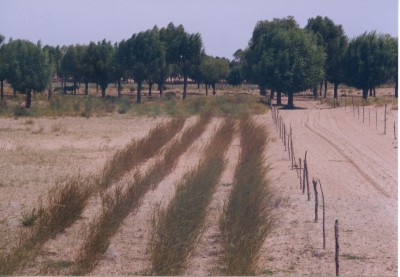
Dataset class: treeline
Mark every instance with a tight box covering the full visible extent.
[237,16,398,108]
[0,17,397,109]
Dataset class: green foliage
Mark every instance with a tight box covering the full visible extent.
[124,27,165,102]
[199,55,229,93]
[243,17,325,107]
[227,65,244,86]
[3,40,51,94]
[344,32,397,99]
[82,40,116,97]
[305,16,348,85]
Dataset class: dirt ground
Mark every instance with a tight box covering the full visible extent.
[0,91,397,276]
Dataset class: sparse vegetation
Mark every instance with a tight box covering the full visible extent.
[150,117,235,275]
[72,113,211,275]
[219,115,275,275]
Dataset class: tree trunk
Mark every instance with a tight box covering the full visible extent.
[137,81,142,103]
[149,82,153,96]
[74,80,77,95]
[197,81,200,90]
[324,80,328,98]
[270,90,275,100]
[212,83,216,95]
[96,84,99,94]
[287,92,294,109]
[101,85,106,98]
[183,75,188,100]
[158,82,164,97]
[369,88,373,97]
[277,91,282,106]
[13,88,16,97]
[362,88,369,100]
[85,81,88,96]
[319,80,323,96]
[205,83,208,95]
[333,82,339,99]
[0,80,3,100]
[313,87,318,99]
[117,79,122,98]
[26,90,32,108]
[395,81,398,98]
[48,88,52,101]
[259,85,266,96]
[373,87,376,97]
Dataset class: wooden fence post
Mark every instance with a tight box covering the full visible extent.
[394,121,396,140]
[362,105,364,123]
[384,104,387,135]
[306,163,310,201]
[335,219,340,276]
[284,123,286,151]
[318,179,326,249]
[313,179,318,223]
[299,158,302,189]
[302,152,307,194]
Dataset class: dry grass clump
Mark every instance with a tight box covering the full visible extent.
[0,176,92,275]
[72,113,211,275]
[98,117,185,190]
[219,115,275,275]
[149,117,235,275]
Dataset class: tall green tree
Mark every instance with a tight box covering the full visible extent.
[125,27,165,103]
[305,16,348,98]
[344,32,396,100]
[199,56,229,95]
[242,17,299,101]
[3,40,51,108]
[60,44,87,94]
[43,45,63,99]
[159,23,203,99]
[82,40,116,98]
[243,17,325,107]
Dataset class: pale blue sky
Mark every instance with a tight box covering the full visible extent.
[0,0,398,59]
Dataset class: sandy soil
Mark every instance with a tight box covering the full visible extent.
[0,92,397,276]
[257,98,397,276]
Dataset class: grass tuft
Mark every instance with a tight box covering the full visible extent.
[219,115,276,275]
[149,117,235,275]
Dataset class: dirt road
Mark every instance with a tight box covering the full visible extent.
[258,98,397,276]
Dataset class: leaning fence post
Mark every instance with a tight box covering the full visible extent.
[313,179,318,223]
[299,158,302,189]
[306,163,310,201]
[384,104,387,135]
[335,219,340,276]
[318,179,326,249]
[302,152,307,194]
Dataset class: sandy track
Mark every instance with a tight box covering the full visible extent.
[258,98,397,276]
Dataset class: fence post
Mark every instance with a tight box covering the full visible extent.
[384,104,387,135]
[313,179,318,222]
[284,123,286,151]
[299,158,302,189]
[318,179,326,249]
[363,105,364,123]
[302,152,307,194]
[394,121,396,140]
[369,108,370,126]
[335,219,340,276]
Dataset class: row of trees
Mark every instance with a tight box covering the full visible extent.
[234,16,397,108]
[0,18,397,108]
[0,23,230,107]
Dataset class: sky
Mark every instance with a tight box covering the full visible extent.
[0,0,398,59]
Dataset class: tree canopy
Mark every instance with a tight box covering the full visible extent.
[3,39,51,107]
